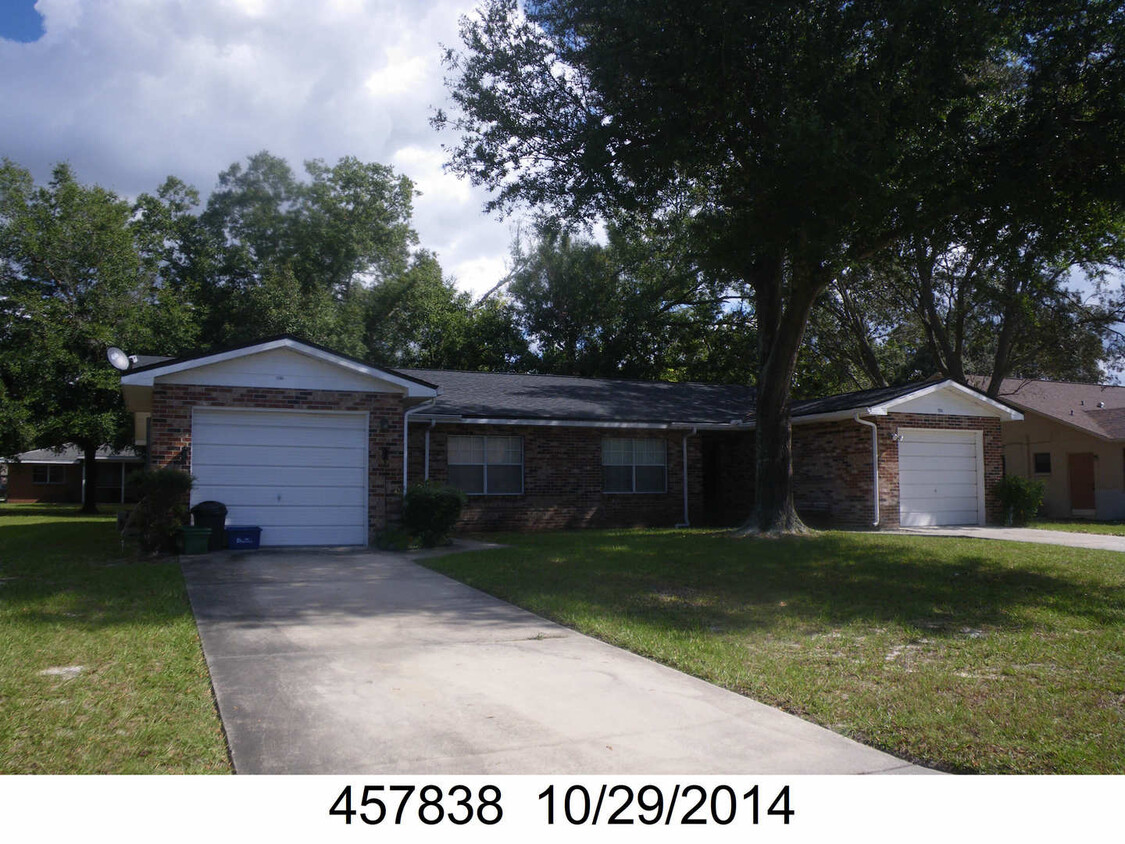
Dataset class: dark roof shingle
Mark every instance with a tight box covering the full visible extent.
[399,368,755,425]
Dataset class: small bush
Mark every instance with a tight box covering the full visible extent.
[995,475,1046,526]
[402,481,467,547]
[374,527,413,551]
[124,468,194,554]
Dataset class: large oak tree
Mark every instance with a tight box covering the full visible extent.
[435,0,1125,531]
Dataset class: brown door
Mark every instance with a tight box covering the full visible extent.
[1068,453,1096,511]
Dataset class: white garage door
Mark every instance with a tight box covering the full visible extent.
[191,409,368,546]
[898,429,983,527]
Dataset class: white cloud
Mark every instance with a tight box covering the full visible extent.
[1,0,517,298]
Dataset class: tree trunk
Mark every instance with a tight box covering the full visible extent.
[80,442,99,514]
[737,254,829,535]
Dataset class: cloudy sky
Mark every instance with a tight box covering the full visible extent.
[0,0,517,297]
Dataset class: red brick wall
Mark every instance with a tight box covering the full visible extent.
[150,384,407,533]
[792,413,1004,528]
[5,464,82,503]
[408,423,703,530]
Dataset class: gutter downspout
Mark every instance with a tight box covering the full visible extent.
[402,399,437,492]
[854,412,879,527]
[675,427,698,528]
[424,419,435,481]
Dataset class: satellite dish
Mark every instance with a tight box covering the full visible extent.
[106,347,132,371]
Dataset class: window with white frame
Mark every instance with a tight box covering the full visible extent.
[447,435,523,495]
[602,438,667,493]
[32,465,66,485]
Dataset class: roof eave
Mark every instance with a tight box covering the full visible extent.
[120,337,439,398]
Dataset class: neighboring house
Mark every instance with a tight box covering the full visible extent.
[983,378,1125,519]
[2,445,143,504]
[119,336,1022,547]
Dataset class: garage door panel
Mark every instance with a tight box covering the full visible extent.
[899,441,977,458]
[901,509,980,527]
[263,524,368,547]
[898,428,982,527]
[192,464,366,488]
[224,505,367,528]
[191,409,368,547]
[900,481,979,497]
[900,464,977,481]
[193,424,365,450]
[192,485,365,508]
[197,411,365,432]
[190,442,366,468]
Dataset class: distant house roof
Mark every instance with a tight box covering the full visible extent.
[399,368,755,426]
[979,377,1125,440]
[4,445,142,464]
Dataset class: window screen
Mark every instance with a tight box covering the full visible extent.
[447,435,523,495]
[32,465,65,484]
[1033,452,1051,474]
[602,438,667,493]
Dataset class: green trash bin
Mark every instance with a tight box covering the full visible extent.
[180,526,211,555]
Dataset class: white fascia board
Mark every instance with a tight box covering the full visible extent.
[409,415,750,430]
[784,407,884,428]
[871,379,1023,420]
[121,338,438,397]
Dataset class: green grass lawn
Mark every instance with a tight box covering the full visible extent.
[1031,520,1125,536]
[421,528,1125,774]
[0,504,230,773]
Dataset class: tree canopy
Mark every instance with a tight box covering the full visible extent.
[0,161,192,510]
[436,0,1125,531]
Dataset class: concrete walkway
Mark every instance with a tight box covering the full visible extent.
[889,525,1125,552]
[181,546,930,775]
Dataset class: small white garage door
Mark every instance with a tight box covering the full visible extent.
[191,409,368,546]
[898,429,984,527]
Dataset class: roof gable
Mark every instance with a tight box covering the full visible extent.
[786,380,1022,424]
[121,337,438,398]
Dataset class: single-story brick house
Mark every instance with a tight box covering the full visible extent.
[978,377,1125,519]
[2,445,143,504]
[119,336,1022,546]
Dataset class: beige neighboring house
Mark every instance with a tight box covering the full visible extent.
[988,378,1125,519]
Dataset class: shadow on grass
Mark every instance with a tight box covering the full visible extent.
[0,512,194,632]
[430,530,1125,636]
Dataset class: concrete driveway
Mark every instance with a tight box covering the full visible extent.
[890,525,1125,552]
[182,546,929,775]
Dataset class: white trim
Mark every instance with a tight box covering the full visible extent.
[854,413,880,527]
[190,406,371,547]
[403,399,436,490]
[411,415,743,431]
[897,427,986,526]
[122,337,438,398]
[872,380,1023,420]
[675,428,697,527]
[790,407,884,425]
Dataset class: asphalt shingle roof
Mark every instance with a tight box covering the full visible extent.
[981,377,1125,440]
[399,368,755,425]
[786,382,945,420]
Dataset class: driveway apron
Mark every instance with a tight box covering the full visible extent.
[182,547,929,774]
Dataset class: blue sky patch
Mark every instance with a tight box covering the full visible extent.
[0,1,44,43]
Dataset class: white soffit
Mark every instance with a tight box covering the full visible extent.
[120,339,437,397]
